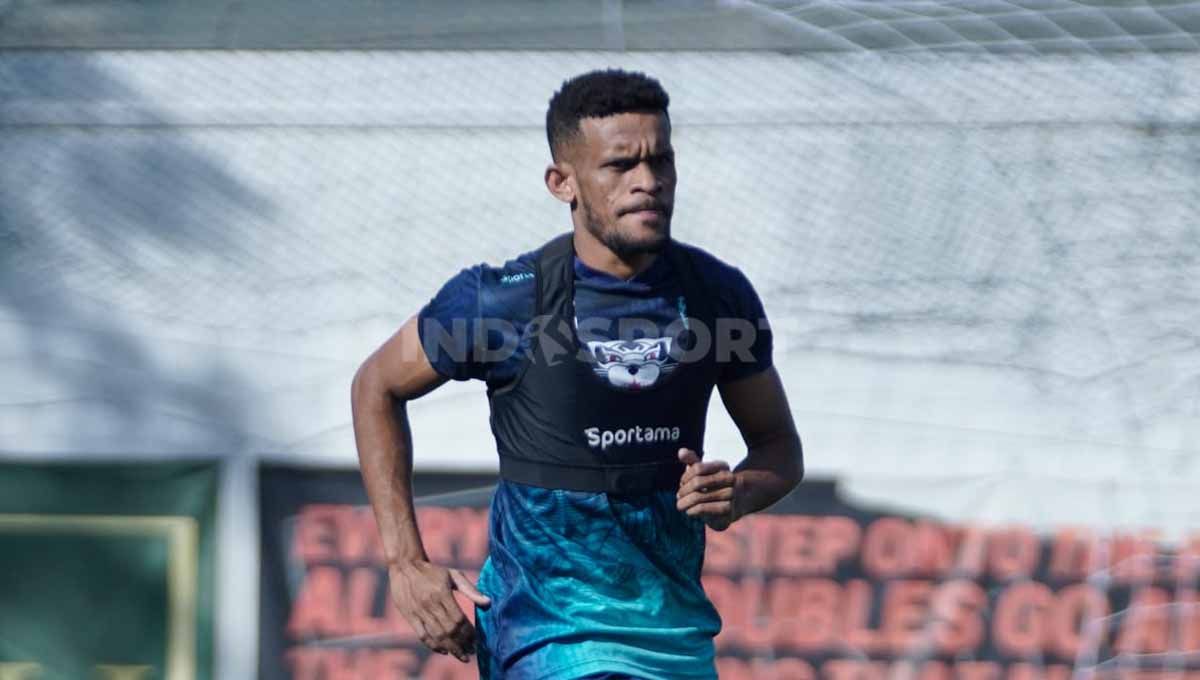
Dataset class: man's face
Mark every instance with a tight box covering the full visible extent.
[569,111,676,258]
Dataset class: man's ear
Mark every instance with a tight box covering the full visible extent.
[545,161,576,206]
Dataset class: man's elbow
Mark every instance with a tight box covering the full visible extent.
[351,356,384,408]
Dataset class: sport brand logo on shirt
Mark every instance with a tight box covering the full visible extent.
[584,425,682,451]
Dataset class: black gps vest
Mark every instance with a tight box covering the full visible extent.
[489,232,721,495]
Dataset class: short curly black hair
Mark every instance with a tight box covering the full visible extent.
[546,69,670,161]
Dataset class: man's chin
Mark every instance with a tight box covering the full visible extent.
[640,232,670,253]
[610,223,669,257]
[626,216,671,241]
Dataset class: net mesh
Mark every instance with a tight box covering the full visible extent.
[7,6,1198,678]
[2,4,1199,541]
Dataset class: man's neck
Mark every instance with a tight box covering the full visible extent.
[572,227,660,281]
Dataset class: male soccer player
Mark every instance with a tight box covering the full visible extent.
[352,69,804,679]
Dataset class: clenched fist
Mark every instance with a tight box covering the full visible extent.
[675,447,741,531]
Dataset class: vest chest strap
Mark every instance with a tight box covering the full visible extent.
[499,454,685,494]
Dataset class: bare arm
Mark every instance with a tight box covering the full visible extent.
[677,366,804,530]
[352,315,445,565]
[722,365,804,516]
[351,314,488,661]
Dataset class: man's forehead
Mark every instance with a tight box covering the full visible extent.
[579,112,671,152]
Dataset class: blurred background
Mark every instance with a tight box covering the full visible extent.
[3,1,1200,679]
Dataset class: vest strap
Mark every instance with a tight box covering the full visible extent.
[499,454,685,494]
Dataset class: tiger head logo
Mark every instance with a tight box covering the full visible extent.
[585,337,677,390]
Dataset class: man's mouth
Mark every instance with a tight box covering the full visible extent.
[623,205,668,218]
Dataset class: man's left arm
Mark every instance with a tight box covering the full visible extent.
[676,366,803,530]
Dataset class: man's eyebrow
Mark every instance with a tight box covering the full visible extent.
[601,148,674,163]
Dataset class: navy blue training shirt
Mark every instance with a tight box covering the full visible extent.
[417,239,772,679]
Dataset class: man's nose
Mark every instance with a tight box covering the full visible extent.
[632,160,663,194]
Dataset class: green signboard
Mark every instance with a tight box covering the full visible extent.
[0,462,216,680]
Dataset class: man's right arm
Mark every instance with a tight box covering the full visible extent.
[350,314,489,662]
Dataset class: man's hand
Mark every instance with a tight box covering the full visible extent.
[675,447,740,531]
[388,559,491,662]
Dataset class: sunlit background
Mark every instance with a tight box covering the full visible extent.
[3,2,1200,679]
